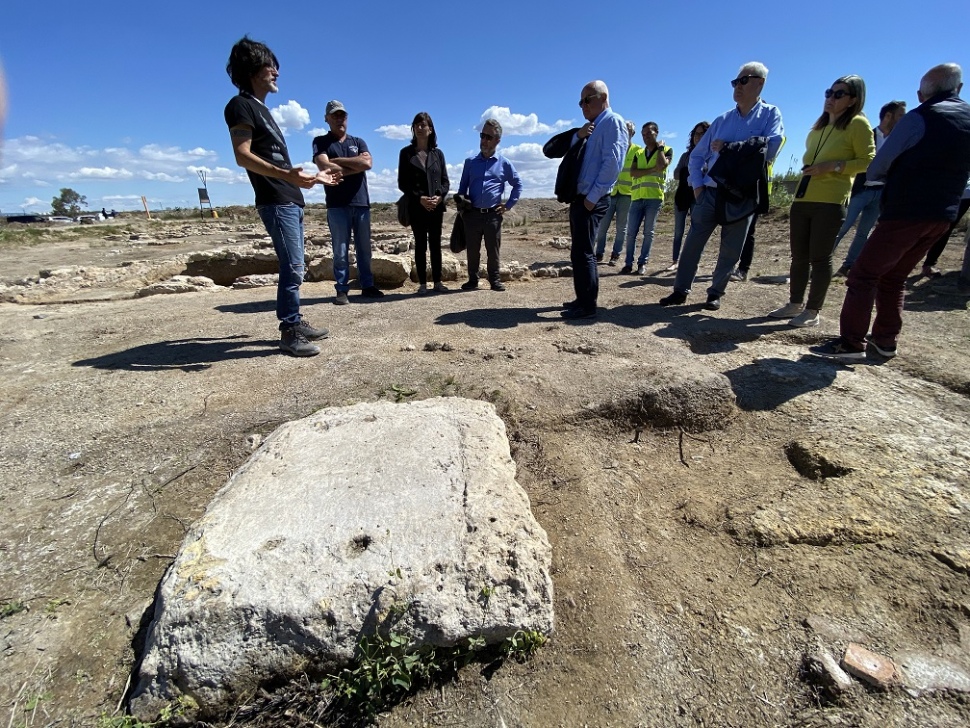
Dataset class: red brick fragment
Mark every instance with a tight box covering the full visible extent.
[841,642,901,689]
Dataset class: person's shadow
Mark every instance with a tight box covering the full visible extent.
[435,306,562,330]
[73,334,278,371]
[723,356,838,410]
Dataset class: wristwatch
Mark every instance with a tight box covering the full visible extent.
[834,162,844,173]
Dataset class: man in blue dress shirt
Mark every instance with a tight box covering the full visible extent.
[660,62,784,310]
[457,119,523,291]
[563,80,629,319]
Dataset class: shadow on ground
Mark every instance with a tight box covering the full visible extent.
[73,335,277,371]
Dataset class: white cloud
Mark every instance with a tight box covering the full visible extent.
[271,100,310,131]
[142,172,184,182]
[139,144,216,163]
[479,106,573,137]
[308,127,329,137]
[495,142,559,198]
[186,165,248,184]
[375,124,411,140]
[68,166,134,180]
[24,196,44,206]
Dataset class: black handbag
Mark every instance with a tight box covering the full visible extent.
[396,194,410,227]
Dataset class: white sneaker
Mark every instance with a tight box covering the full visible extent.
[768,301,804,319]
[636,264,646,275]
[790,308,820,327]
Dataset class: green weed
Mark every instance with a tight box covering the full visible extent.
[1,600,28,618]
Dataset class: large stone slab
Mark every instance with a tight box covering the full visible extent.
[130,397,553,721]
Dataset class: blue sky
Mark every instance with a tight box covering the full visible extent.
[1,1,967,214]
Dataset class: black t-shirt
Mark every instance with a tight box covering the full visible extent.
[311,133,370,207]
[224,92,304,207]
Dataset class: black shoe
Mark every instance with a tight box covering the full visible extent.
[361,286,384,298]
[563,299,580,309]
[280,326,321,357]
[461,279,479,291]
[334,292,350,305]
[659,292,687,306]
[704,295,721,311]
[294,316,329,341]
[595,254,604,263]
[490,281,507,291]
[619,265,633,274]
[561,306,597,320]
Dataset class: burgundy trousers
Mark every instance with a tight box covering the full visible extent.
[840,218,950,349]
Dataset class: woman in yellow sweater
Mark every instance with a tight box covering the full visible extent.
[769,75,875,327]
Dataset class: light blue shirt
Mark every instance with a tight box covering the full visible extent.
[688,99,785,189]
[575,107,629,205]
[457,153,523,209]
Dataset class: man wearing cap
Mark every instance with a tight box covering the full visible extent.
[312,100,384,305]
[456,118,522,291]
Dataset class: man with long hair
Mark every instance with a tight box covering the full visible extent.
[224,36,333,356]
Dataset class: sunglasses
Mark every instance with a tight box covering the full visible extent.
[730,75,762,88]
[824,89,855,100]
[578,93,602,107]
[479,132,497,141]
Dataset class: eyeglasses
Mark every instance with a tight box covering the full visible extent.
[824,89,856,100]
[579,93,602,107]
[479,132,497,141]
[730,75,762,88]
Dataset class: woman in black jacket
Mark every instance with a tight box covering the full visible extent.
[398,112,450,293]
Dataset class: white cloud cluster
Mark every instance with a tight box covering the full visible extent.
[375,124,412,140]
[478,106,573,137]
[271,100,310,131]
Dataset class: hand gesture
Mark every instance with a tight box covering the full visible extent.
[578,122,595,139]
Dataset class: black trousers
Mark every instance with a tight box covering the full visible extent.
[569,195,608,309]
[409,201,444,284]
[463,209,503,283]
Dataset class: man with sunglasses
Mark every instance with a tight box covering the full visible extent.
[456,119,522,291]
[563,80,629,319]
[659,62,784,310]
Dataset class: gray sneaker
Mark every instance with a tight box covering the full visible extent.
[295,316,328,341]
[280,326,321,357]
[334,292,350,305]
[636,264,646,275]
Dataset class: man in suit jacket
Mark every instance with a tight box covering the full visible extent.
[563,80,628,320]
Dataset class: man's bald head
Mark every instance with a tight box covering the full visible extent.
[919,63,963,101]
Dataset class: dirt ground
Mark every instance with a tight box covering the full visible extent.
[1,203,969,728]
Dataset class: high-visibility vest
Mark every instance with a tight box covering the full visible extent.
[612,143,642,197]
[630,144,672,201]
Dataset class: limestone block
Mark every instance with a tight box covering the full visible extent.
[130,398,553,721]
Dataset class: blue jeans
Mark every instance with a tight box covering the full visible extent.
[673,187,752,298]
[258,203,305,326]
[594,193,632,258]
[832,187,881,268]
[624,198,662,267]
[327,206,374,292]
[672,207,690,262]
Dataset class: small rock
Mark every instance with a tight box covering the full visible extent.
[897,650,970,695]
[803,649,856,696]
[841,643,900,689]
[245,434,262,451]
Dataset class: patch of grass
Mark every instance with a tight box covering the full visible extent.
[44,597,70,615]
[1,599,28,618]
[322,628,547,721]
[97,696,197,727]
[383,383,418,402]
